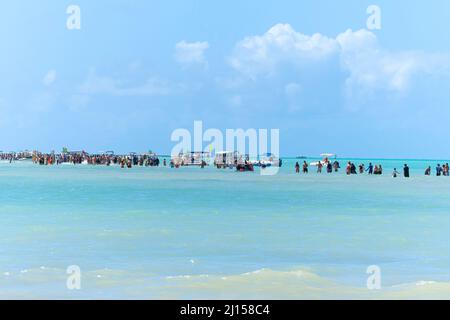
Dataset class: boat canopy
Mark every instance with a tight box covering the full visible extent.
[320,153,335,158]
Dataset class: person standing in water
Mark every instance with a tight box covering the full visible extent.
[425,166,431,176]
[295,162,300,173]
[317,161,323,173]
[359,164,365,174]
[392,168,400,178]
[350,162,357,174]
[346,162,351,175]
[403,164,410,178]
[366,163,373,175]
[302,161,308,174]
[333,161,340,172]
[436,164,443,176]
[327,162,333,173]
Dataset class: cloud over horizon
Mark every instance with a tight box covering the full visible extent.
[228,24,450,99]
[174,40,210,68]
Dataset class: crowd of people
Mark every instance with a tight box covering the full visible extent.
[424,163,449,176]
[0,152,33,162]
[295,160,341,174]
[2,151,450,177]
[32,152,162,168]
[294,161,450,177]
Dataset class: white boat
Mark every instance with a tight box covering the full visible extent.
[172,151,210,166]
[310,153,336,166]
[214,151,239,168]
[250,153,281,167]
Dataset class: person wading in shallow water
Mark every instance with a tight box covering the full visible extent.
[333,161,340,172]
[346,162,351,175]
[327,162,333,173]
[392,168,400,178]
[366,163,373,175]
[436,164,443,176]
[295,162,300,173]
[359,163,365,174]
[403,164,410,178]
[317,161,323,173]
[302,161,308,174]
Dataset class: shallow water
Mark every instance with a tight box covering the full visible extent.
[0,158,450,299]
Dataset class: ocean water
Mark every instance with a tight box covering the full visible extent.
[0,158,450,299]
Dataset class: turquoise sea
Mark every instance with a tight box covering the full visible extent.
[1,158,450,299]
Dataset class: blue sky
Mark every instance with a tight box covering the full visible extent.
[1,1,450,158]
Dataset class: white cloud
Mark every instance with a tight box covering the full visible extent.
[229,24,338,78]
[229,24,450,96]
[174,41,209,67]
[43,70,57,86]
[116,79,172,96]
[79,69,174,96]
[336,29,435,96]
[285,82,302,96]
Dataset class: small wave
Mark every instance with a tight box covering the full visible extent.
[416,280,437,286]
[159,267,450,300]
[2,266,450,299]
